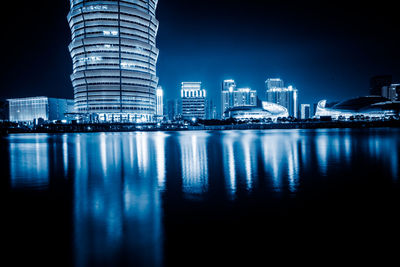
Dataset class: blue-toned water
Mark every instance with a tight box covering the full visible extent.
[2,129,400,266]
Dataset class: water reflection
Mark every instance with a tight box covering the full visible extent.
[260,131,301,193]
[223,132,237,198]
[241,132,257,191]
[73,133,163,267]
[154,132,167,190]
[4,129,400,266]
[7,129,400,196]
[179,132,209,198]
[9,134,50,190]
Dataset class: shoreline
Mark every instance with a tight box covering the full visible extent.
[2,120,400,134]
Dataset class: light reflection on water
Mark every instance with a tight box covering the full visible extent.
[4,129,400,265]
[9,134,50,190]
[7,129,400,194]
[179,132,209,198]
[72,133,163,267]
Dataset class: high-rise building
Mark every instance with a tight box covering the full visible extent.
[206,99,218,120]
[370,75,392,96]
[68,0,159,123]
[181,82,206,120]
[221,79,257,116]
[8,97,75,123]
[221,79,236,115]
[266,78,284,90]
[266,82,298,118]
[166,99,180,121]
[156,86,163,117]
[0,99,9,122]
[382,84,400,101]
[300,104,311,120]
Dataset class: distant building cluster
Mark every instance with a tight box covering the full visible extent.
[5,73,400,124]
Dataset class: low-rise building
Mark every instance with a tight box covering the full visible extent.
[315,96,400,119]
[8,96,75,123]
[224,101,289,121]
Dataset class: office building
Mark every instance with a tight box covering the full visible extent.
[156,86,164,117]
[266,78,284,90]
[382,84,400,101]
[370,75,392,96]
[8,97,75,123]
[166,99,180,121]
[0,99,9,121]
[221,79,236,114]
[221,79,257,116]
[266,83,298,118]
[300,104,311,120]
[181,82,206,120]
[206,99,218,120]
[68,0,159,123]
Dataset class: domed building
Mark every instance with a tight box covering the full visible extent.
[224,102,289,120]
[315,96,400,119]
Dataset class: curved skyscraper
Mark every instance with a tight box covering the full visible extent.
[68,0,159,122]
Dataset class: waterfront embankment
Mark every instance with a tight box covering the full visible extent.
[2,119,400,134]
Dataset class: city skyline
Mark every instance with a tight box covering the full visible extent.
[2,2,400,266]
[0,0,399,109]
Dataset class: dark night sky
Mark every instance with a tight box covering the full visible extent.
[1,0,399,108]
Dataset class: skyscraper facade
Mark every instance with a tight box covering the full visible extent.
[266,78,285,90]
[181,82,206,120]
[156,86,163,117]
[382,84,400,101]
[68,0,159,123]
[266,80,298,118]
[206,99,218,120]
[300,104,311,120]
[221,79,257,117]
[166,99,180,121]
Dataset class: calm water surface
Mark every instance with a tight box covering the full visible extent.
[2,129,400,266]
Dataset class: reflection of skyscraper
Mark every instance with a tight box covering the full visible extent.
[9,136,49,189]
[68,1,159,122]
[73,133,163,266]
[181,82,206,120]
[222,134,237,199]
[221,79,257,117]
[179,133,209,197]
